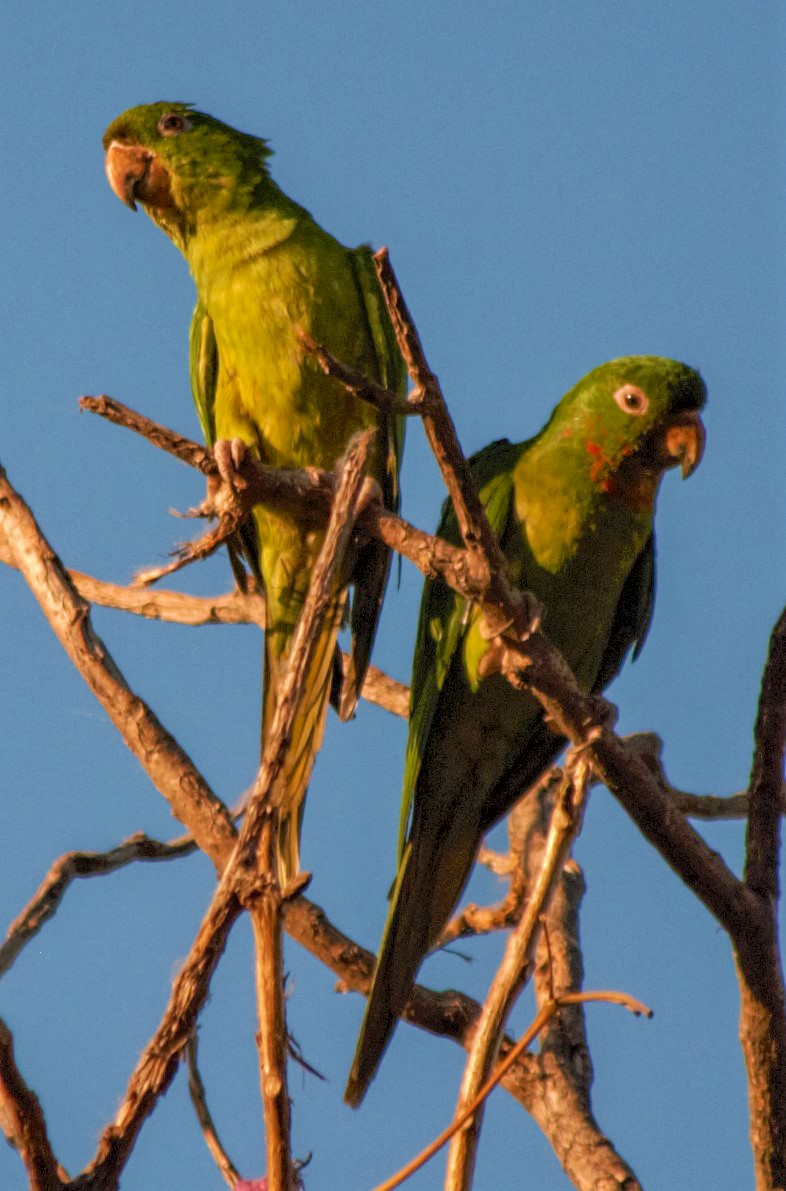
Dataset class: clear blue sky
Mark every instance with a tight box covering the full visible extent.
[1,4,784,1188]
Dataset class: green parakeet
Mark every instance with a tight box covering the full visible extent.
[345,355,706,1105]
[104,103,405,884]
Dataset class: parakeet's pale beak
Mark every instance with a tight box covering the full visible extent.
[105,141,173,211]
[663,409,706,478]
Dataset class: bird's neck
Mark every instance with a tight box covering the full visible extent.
[188,210,301,294]
[513,433,655,575]
[152,173,304,289]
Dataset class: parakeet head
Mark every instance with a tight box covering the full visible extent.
[103,102,272,242]
[545,355,706,506]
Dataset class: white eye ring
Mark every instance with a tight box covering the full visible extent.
[158,113,191,137]
[613,384,649,416]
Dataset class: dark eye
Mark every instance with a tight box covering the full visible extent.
[613,384,649,416]
[158,112,190,136]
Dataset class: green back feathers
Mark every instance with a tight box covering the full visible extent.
[400,355,706,856]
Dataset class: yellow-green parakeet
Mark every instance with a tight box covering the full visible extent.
[104,102,404,883]
[345,355,706,1105]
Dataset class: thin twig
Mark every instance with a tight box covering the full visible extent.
[0,832,197,978]
[0,534,265,625]
[436,885,525,947]
[133,514,246,586]
[297,329,416,417]
[370,988,650,1191]
[614,731,751,818]
[444,752,593,1191]
[372,250,517,601]
[673,790,750,819]
[186,1033,241,1189]
[80,395,216,475]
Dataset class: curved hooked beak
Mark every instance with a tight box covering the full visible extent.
[662,408,706,478]
[105,141,174,212]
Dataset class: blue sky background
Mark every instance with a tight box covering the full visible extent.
[1,4,784,1188]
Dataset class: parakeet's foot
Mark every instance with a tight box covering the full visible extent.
[211,437,249,497]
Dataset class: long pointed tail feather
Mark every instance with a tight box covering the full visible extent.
[339,536,392,722]
[263,593,346,886]
[344,814,481,1107]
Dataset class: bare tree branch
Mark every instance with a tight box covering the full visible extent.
[334,649,409,719]
[186,1033,241,1189]
[72,429,375,1185]
[0,535,262,625]
[1,258,779,1187]
[296,328,416,418]
[75,400,758,908]
[372,250,508,590]
[0,832,197,978]
[72,882,245,1190]
[0,461,237,874]
[745,607,786,898]
[523,784,642,1188]
[0,1018,67,1190]
[501,635,750,928]
[445,753,593,1191]
[736,607,786,1190]
[80,395,215,475]
[0,536,408,716]
[79,394,488,602]
[371,989,649,1191]
[673,789,750,819]
[247,430,375,1191]
[617,731,750,819]
[73,386,782,1184]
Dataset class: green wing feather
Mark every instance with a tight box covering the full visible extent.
[338,248,407,720]
[188,298,260,589]
[188,299,218,447]
[476,528,656,834]
[399,438,521,856]
[593,534,655,691]
[348,246,406,510]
